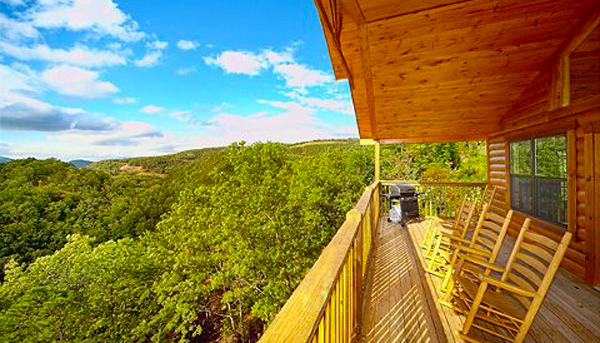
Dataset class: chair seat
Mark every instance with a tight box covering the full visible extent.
[457,274,528,319]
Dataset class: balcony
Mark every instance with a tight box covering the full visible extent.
[258,181,600,343]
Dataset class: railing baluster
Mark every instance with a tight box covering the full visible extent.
[259,180,486,343]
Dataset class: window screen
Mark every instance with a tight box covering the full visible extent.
[510,135,567,227]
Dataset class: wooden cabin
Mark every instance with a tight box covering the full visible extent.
[259,1,600,342]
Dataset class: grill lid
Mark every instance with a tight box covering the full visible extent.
[389,183,418,195]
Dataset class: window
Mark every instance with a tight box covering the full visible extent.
[510,135,568,227]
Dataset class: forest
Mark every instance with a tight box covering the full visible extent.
[0,140,486,342]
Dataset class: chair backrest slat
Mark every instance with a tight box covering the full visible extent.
[513,230,572,342]
[454,194,468,223]
[501,217,572,302]
[482,185,498,208]
[524,231,560,251]
[516,253,548,277]
[456,200,478,238]
[486,212,506,226]
[520,242,554,265]
[468,205,513,265]
[512,262,543,289]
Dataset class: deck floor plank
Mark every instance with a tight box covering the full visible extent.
[360,218,447,343]
[360,218,600,343]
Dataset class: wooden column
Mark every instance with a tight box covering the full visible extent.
[584,132,596,284]
[594,133,600,286]
[374,141,380,182]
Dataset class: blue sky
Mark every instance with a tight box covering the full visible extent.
[0,0,356,160]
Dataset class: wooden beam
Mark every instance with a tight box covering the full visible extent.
[550,4,600,110]
[358,24,378,138]
[560,5,600,57]
[358,0,472,24]
[374,141,380,181]
[340,0,365,24]
[313,0,354,85]
[337,0,377,138]
[359,139,377,146]
[595,132,600,286]
[567,130,577,235]
[584,132,596,283]
[493,95,600,139]
[378,134,485,144]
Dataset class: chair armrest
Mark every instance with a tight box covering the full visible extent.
[425,216,444,222]
[460,255,505,272]
[481,277,536,298]
[439,231,469,242]
[455,245,491,257]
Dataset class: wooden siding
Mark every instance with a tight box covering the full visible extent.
[487,136,587,280]
[487,24,600,281]
[570,25,600,101]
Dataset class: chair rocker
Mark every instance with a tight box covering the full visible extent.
[423,199,479,278]
[452,219,572,343]
[438,205,514,295]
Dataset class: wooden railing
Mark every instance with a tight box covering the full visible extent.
[258,181,380,343]
[380,180,486,219]
[258,180,484,343]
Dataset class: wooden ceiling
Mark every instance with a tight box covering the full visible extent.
[314,0,599,142]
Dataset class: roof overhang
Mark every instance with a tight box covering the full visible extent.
[314,0,599,142]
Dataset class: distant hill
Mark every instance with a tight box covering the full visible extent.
[89,139,361,176]
[68,159,93,168]
[90,147,225,175]
[0,156,12,164]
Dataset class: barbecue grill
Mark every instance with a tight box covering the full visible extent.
[382,183,420,225]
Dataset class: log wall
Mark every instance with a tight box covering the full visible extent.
[487,32,600,281]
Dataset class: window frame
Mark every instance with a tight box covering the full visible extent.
[509,133,568,228]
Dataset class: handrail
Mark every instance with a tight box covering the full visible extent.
[258,180,380,343]
[380,180,487,187]
[379,179,487,219]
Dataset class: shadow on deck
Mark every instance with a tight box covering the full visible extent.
[360,218,600,343]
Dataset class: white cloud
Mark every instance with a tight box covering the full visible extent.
[0,42,126,67]
[177,40,199,50]
[0,13,39,41]
[204,47,333,90]
[177,66,197,75]
[42,65,119,99]
[57,121,163,146]
[289,95,354,115]
[147,40,168,50]
[273,63,332,88]
[134,50,162,67]
[204,100,353,144]
[26,0,145,41]
[0,63,38,96]
[140,105,164,113]
[0,0,25,6]
[170,110,199,124]
[262,49,294,65]
[0,63,119,132]
[204,51,267,76]
[112,97,137,104]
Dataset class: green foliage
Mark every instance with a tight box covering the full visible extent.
[381,141,486,181]
[0,142,373,342]
[91,147,224,175]
[0,235,165,343]
[0,154,223,278]
[0,139,485,342]
[147,142,373,340]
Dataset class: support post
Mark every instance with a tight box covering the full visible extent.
[374,141,380,182]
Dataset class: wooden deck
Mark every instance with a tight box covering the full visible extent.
[360,218,600,343]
